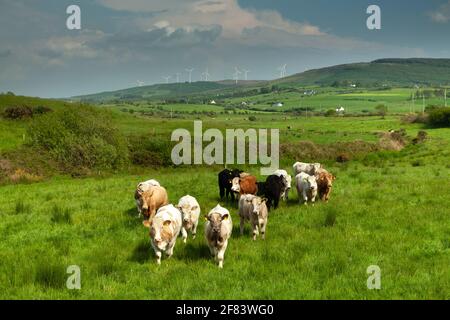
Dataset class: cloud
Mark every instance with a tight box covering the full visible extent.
[98,0,323,40]
[429,1,450,23]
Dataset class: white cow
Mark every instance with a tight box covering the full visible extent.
[135,179,161,215]
[273,169,292,201]
[238,195,269,240]
[205,204,233,268]
[295,172,318,205]
[176,195,200,243]
[143,204,182,265]
[293,162,322,176]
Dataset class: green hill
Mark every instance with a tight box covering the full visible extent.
[72,58,450,102]
[72,80,266,102]
[278,58,450,87]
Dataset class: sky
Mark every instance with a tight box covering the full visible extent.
[0,0,449,98]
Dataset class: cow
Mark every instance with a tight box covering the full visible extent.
[316,169,336,202]
[204,204,233,268]
[134,179,160,216]
[295,172,318,205]
[142,204,182,265]
[231,175,258,198]
[293,162,322,176]
[262,175,285,210]
[141,186,169,221]
[238,195,269,240]
[176,195,200,243]
[218,169,242,201]
[273,169,292,201]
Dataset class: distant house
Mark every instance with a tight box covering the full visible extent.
[303,90,316,96]
[350,84,357,88]
[210,100,217,105]
[241,101,248,106]
[336,106,345,113]
[272,102,284,107]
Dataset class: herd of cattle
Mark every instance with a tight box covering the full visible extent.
[134,162,336,268]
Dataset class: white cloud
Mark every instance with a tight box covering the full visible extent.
[429,1,450,23]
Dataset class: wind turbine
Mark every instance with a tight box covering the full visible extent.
[136,80,145,87]
[162,76,171,84]
[243,69,250,81]
[233,67,242,85]
[201,68,210,81]
[185,68,194,83]
[175,73,181,83]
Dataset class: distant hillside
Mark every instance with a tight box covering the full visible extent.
[72,80,267,102]
[73,58,450,102]
[278,58,450,87]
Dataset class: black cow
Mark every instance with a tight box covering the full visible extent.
[256,182,266,197]
[262,175,285,210]
[218,169,242,201]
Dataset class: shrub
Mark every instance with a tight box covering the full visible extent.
[27,105,129,171]
[427,107,450,127]
[248,116,257,121]
[128,134,173,167]
[3,106,33,119]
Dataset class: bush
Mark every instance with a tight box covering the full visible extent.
[427,107,450,127]
[3,106,33,119]
[27,105,129,171]
[128,134,173,167]
[248,116,257,121]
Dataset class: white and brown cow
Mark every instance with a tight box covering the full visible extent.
[238,194,269,240]
[134,179,160,216]
[141,186,169,221]
[295,172,318,205]
[176,195,200,243]
[143,204,182,265]
[205,204,233,268]
[293,162,322,176]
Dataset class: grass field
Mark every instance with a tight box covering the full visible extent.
[0,105,449,299]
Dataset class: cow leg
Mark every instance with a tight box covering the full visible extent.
[219,185,225,199]
[217,241,228,268]
[240,217,245,236]
[166,242,175,258]
[274,197,279,209]
[155,250,162,265]
[302,190,308,205]
[252,223,259,241]
[260,221,266,240]
[181,227,188,244]
[192,221,198,239]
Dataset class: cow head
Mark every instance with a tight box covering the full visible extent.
[207,212,229,234]
[231,177,241,193]
[143,218,173,250]
[306,175,318,191]
[251,197,267,217]
[177,204,198,230]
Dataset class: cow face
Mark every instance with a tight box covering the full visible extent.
[307,175,318,191]
[207,212,229,234]
[143,218,173,250]
[251,197,266,217]
[178,205,198,230]
[231,177,241,193]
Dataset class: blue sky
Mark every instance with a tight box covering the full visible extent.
[0,0,449,98]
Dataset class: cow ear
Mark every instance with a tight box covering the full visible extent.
[142,220,151,228]
[163,220,171,227]
[222,214,229,221]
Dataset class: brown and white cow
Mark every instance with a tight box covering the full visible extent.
[231,175,258,198]
[316,169,336,202]
[141,186,169,221]
[238,195,269,240]
[134,179,160,216]
[204,204,233,268]
[143,204,182,265]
